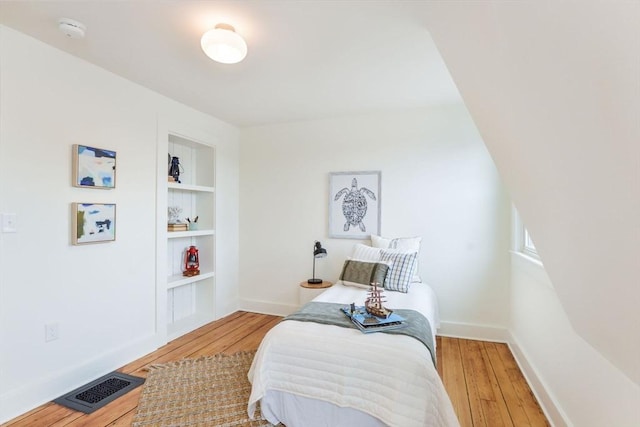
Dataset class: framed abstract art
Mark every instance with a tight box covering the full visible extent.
[72,144,116,189]
[72,203,116,245]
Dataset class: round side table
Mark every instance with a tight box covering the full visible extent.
[298,281,333,306]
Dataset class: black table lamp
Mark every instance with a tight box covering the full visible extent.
[308,241,327,284]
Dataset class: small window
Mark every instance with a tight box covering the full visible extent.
[513,207,541,262]
[523,228,538,258]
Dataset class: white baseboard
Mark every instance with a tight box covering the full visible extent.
[239,298,297,317]
[216,300,240,320]
[0,333,158,424]
[437,320,510,342]
[507,333,571,427]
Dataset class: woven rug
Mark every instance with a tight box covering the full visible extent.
[132,350,273,427]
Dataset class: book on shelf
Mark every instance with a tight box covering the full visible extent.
[167,223,188,231]
[341,305,407,334]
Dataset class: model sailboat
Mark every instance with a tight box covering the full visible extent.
[365,282,393,318]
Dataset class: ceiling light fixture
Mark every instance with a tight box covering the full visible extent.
[58,18,86,39]
[200,23,247,64]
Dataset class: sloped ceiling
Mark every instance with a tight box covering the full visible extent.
[424,1,640,385]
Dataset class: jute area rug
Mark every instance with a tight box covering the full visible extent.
[132,350,274,427]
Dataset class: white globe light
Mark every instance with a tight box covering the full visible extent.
[201,24,247,64]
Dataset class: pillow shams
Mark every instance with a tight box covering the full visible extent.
[338,259,390,289]
[380,250,417,293]
[351,243,382,261]
[371,235,421,252]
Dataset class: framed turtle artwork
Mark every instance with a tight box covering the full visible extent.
[329,171,381,239]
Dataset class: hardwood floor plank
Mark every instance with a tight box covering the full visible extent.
[460,339,490,426]
[222,316,281,354]
[480,399,507,427]
[493,343,550,427]
[104,410,135,427]
[3,404,81,427]
[436,336,444,378]
[186,312,275,358]
[484,342,531,426]
[441,337,474,427]
[478,342,515,427]
[2,312,550,427]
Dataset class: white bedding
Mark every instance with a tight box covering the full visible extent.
[247,283,460,427]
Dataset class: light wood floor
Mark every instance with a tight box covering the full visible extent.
[3,311,549,427]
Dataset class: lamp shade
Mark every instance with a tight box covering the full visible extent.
[201,23,247,64]
[313,241,327,258]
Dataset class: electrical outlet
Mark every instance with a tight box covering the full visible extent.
[45,323,59,342]
[2,213,17,233]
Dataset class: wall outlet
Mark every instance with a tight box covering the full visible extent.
[1,213,17,233]
[45,323,59,342]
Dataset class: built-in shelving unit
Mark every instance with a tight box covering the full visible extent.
[161,133,216,341]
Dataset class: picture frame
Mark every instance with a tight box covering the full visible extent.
[72,203,116,245]
[72,144,116,189]
[329,171,381,239]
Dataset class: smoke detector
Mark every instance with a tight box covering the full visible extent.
[58,18,86,39]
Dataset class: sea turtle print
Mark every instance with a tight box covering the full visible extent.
[334,178,377,232]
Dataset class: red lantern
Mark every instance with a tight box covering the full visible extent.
[183,245,200,277]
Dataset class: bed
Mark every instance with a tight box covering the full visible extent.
[247,240,460,427]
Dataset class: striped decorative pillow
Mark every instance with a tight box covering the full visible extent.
[351,243,382,261]
[379,250,418,293]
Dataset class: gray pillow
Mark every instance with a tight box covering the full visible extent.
[338,259,390,289]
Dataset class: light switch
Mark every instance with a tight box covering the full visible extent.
[2,213,17,233]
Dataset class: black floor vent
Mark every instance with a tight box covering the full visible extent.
[53,371,144,413]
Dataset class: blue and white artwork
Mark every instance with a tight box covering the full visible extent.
[73,203,116,244]
[73,145,116,189]
[329,171,381,239]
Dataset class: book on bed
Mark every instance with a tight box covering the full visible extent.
[341,305,408,333]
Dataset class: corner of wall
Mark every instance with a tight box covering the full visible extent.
[239,299,297,318]
[437,321,509,343]
[507,332,571,427]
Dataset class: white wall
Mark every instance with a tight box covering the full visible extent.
[239,105,511,335]
[424,1,640,425]
[510,254,640,426]
[0,25,239,423]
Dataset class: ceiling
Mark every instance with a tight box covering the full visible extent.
[0,1,462,127]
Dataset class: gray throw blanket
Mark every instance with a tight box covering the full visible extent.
[284,301,436,366]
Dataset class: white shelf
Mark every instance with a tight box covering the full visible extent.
[167,271,215,290]
[168,182,215,193]
[167,229,215,239]
[161,131,216,343]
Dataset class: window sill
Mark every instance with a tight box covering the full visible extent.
[509,251,554,289]
[511,250,542,267]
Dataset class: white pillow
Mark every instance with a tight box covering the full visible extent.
[351,243,382,261]
[370,234,391,248]
[371,235,422,282]
[371,235,421,252]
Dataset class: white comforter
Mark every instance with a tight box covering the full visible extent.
[247,283,460,427]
